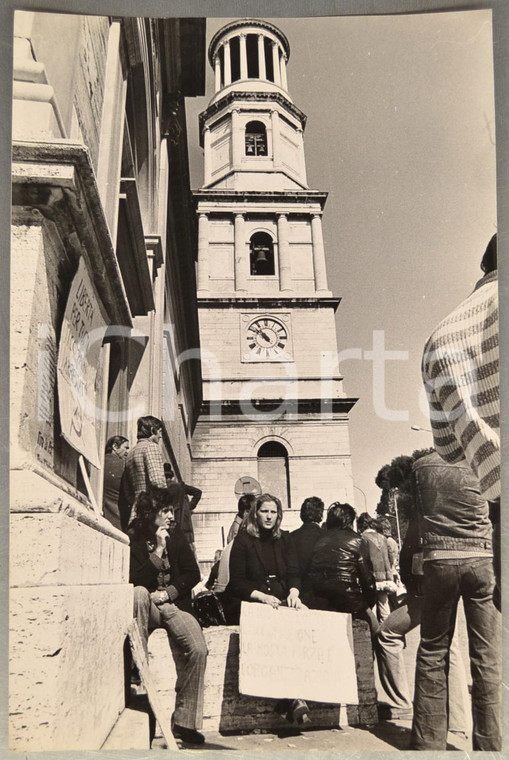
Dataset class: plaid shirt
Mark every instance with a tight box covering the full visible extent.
[422,271,499,500]
[122,438,167,506]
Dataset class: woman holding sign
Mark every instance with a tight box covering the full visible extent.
[226,493,309,725]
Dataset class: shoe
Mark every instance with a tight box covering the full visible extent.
[171,716,205,744]
[274,698,291,720]
[290,699,310,725]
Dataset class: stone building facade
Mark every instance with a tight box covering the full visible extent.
[191,19,357,560]
[10,11,205,750]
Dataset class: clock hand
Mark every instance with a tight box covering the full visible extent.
[252,326,271,342]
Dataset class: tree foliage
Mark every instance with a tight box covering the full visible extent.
[374,447,435,541]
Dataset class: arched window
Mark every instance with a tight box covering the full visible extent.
[257,441,291,509]
[245,120,267,157]
[249,232,275,276]
[246,34,259,78]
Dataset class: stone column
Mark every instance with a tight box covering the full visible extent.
[96,20,127,241]
[197,213,210,292]
[280,55,288,91]
[271,110,281,168]
[258,34,266,79]
[214,55,221,91]
[311,214,329,293]
[224,40,231,86]
[240,33,248,79]
[277,214,292,292]
[234,213,248,292]
[231,109,242,169]
[272,42,281,86]
[297,127,307,185]
[203,126,211,185]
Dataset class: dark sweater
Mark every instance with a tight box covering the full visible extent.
[226,529,300,601]
[129,526,200,616]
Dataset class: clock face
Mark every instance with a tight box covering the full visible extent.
[244,316,290,360]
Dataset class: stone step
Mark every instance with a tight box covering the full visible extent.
[101,704,150,750]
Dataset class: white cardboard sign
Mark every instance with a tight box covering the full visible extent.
[239,602,359,704]
[57,257,108,468]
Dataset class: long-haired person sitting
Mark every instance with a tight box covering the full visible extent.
[129,487,208,745]
[226,493,309,725]
[308,502,378,633]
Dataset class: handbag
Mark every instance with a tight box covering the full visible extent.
[192,591,227,627]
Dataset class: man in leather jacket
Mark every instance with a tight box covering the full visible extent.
[307,502,377,632]
[409,451,500,751]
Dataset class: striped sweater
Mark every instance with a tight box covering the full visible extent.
[421,271,499,500]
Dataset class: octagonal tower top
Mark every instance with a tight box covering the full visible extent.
[207,19,292,105]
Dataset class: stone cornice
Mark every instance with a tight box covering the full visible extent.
[197,297,341,312]
[12,139,132,327]
[199,91,306,144]
[199,397,358,417]
[193,188,328,209]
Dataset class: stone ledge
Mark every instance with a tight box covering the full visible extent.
[10,467,129,545]
[148,617,378,734]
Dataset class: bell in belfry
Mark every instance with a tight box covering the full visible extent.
[253,245,271,274]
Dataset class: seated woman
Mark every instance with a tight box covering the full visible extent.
[226,493,309,724]
[129,487,208,745]
[307,502,378,633]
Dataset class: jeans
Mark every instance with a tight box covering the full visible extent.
[410,558,501,750]
[376,593,470,732]
[376,590,391,623]
[134,587,208,730]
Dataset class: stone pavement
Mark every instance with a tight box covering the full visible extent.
[152,719,471,752]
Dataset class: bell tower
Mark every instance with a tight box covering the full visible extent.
[191,19,357,546]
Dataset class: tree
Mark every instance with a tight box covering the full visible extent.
[375,447,434,544]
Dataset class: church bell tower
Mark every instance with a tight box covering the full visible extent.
[191,19,357,544]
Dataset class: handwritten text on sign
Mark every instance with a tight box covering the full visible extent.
[57,258,107,469]
[239,603,358,704]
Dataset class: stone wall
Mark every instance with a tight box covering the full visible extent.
[9,473,133,751]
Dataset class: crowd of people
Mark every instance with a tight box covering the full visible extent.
[99,234,500,749]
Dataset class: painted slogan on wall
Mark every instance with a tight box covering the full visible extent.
[57,257,107,469]
[239,603,359,704]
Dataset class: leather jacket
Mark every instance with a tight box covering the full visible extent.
[412,451,492,555]
[308,527,376,610]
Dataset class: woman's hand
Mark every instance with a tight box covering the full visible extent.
[251,590,281,608]
[287,588,302,609]
[154,526,169,555]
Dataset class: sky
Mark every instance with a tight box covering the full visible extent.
[186,11,497,513]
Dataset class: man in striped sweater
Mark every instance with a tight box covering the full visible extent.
[421,233,499,501]
[410,235,501,751]
[421,233,500,606]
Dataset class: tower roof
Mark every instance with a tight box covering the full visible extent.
[209,18,290,67]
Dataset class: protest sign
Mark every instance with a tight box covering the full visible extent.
[57,257,108,469]
[239,603,358,704]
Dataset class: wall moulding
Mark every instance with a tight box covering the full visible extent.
[12,140,132,328]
